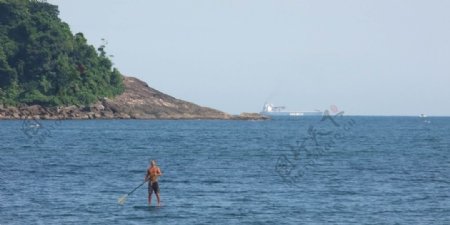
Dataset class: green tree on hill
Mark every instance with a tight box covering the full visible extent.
[0,0,124,106]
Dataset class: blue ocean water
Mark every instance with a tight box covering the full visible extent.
[1,116,449,224]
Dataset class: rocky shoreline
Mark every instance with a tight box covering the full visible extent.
[0,104,266,120]
[0,76,267,120]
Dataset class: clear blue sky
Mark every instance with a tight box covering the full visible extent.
[48,0,450,116]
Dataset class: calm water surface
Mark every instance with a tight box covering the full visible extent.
[1,117,449,224]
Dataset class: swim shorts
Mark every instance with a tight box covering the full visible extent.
[148,181,160,194]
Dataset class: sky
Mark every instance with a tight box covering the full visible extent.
[47,0,450,116]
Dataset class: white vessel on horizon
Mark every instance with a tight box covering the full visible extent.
[260,103,322,117]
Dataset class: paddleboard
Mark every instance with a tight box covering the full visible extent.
[133,205,163,211]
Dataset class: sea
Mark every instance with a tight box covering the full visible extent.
[0,115,449,224]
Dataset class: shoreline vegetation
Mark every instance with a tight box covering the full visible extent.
[0,0,123,107]
[0,0,265,120]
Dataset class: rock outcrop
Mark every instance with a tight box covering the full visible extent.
[0,76,267,120]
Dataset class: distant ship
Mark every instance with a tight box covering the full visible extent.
[260,103,322,117]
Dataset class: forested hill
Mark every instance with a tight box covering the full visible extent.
[0,0,124,106]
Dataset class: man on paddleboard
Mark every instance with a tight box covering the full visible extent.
[145,160,163,206]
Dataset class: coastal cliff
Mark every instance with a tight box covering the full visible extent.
[0,1,266,120]
[0,76,266,120]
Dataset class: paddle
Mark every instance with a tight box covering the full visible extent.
[118,180,148,205]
